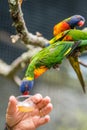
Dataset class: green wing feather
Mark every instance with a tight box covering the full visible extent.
[25,41,73,78]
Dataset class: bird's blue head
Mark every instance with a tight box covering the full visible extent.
[20,77,34,95]
[66,15,85,28]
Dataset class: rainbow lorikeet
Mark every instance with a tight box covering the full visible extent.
[45,15,85,90]
[53,15,85,36]
[20,40,87,94]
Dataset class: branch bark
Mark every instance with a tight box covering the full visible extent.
[0,0,49,85]
[8,0,49,47]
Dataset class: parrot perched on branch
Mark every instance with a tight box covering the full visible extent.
[45,15,86,91]
[20,40,87,94]
[53,14,85,36]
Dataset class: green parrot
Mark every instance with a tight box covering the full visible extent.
[20,40,87,94]
[45,15,86,92]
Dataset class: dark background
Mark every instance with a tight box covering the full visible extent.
[0,0,87,130]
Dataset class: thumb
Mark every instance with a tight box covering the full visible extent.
[7,96,17,115]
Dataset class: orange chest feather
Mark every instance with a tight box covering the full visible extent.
[53,21,70,36]
[34,66,48,78]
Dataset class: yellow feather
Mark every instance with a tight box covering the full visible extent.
[64,48,72,56]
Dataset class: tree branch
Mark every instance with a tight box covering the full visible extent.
[8,0,49,47]
[0,0,49,85]
[0,46,41,84]
[79,60,87,67]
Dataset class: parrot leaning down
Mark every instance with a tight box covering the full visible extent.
[20,39,87,95]
[53,14,85,36]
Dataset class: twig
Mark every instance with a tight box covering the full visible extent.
[79,60,87,67]
[13,75,22,86]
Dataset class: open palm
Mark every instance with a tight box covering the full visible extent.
[6,94,53,130]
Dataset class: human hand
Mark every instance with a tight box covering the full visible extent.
[6,94,53,130]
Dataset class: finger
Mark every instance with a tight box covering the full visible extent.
[36,115,50,128]
[7,96,17,115]
[39,103,53,117]
[37,96,51,109]
[30,93,43,104]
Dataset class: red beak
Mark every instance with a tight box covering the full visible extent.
[78,21,85,27]
[23,91,29,95]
